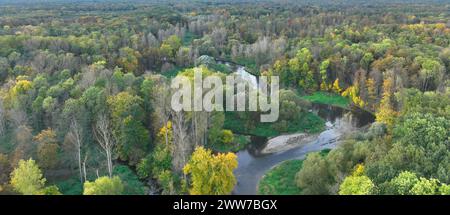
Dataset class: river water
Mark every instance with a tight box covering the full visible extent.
[232,104,375,195]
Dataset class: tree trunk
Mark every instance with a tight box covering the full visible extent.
[78,145,82,183]
[106,148,112,177]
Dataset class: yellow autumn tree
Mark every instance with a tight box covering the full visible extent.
[320,82,328,91]
[183,147,238,195]
[11,80,33,96]
[339,164,374,195]
[8,76,33,100]
[342,84,365,108]
[332,79,342,94]
[375,77,398,128]
[158,121,173,147]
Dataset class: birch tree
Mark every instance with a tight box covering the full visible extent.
[93,114,115,177]
[171,110,191,172]
[0,98,5,136]
[67,119,84,184]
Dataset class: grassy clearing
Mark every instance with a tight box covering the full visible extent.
[301,91,349,108]
[258,159,304,195]
[224,112,325,138]
[258,149,331,195]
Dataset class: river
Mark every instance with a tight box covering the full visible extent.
[232,104,375,195]
[221,59,374,195]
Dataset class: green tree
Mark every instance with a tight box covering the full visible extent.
[272,59,290,87]
[160,35,182,59]
[387,171,448,195]
[288,48,315,91]
[137,121,173,180]
[439,184,450,195]
[388,171,419,195]
[150,143,172,177]
[220,129,234,145]
[140,77,154,114]
[157,170,178,195]
[393,112,448,149]
[319,59,330,90]
[207,111,226,146]
[415,57,444,91]
[278,89,309,122]
[0,153,11,184]
[296,152,333,194]
[108,92,149,165]
[117,47,141,74]
[119,116,150,165]
[10,159,46,195]
[360,52,374,71]
[80,86,107,117]
[108,92,144,124]
[113,165,145,195]
[410,177,440,195]
[35,185,62,195]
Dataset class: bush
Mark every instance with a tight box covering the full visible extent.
[113,165,146,195]
[55,177,83,195]
[220,129,234,144]
[83,176,124,195]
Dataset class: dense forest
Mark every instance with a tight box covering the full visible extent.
[0,0,448,195]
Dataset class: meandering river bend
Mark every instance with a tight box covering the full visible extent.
[218,61,375,195]
[232,104,374,195]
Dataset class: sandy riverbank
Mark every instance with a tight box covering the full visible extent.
[261,133,320,154]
